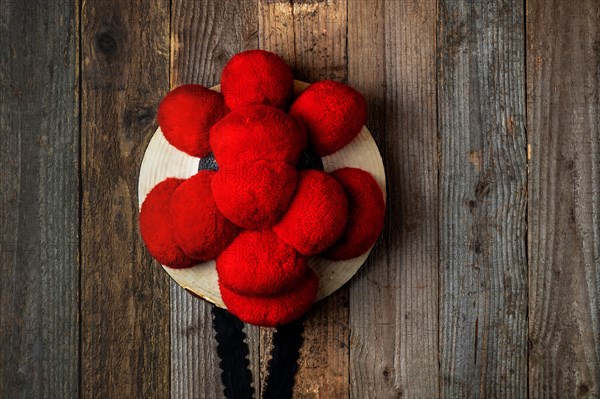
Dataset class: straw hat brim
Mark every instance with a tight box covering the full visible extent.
[138,81,386,308]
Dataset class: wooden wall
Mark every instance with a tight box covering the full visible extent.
[1,0,598,397]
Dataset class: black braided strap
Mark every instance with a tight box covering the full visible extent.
[262,316,306,399]
[212,306,254,399]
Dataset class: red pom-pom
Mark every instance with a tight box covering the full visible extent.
[220,268,319,327]
[217,229,307,296]
[158,84,228,157]
[211,160,297,229]
[221,50,293,110]
[210,104,306,166]
[139,178,198,268]
[325,168,385,260]
[290,80,367,156]
[170,171,239,260]
[273,170,348,255]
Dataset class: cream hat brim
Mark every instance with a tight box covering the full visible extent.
[138,81,386,308]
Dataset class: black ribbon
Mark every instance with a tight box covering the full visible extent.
[262,316,305,399]
[212,306,254,399]
[212,306,305,399]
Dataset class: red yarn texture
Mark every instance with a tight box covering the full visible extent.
[217,229,307,296]
[273,170,348,256]
[290,80,367,156]
[139,178,198,268]
[170,171,239,260]
[158,84,229,158]
[220,268,319,327]
[141,50,387,327]
[325,168,385,260]
[221,50,294,110]
[211,160,298,229]
[210,104,306,166]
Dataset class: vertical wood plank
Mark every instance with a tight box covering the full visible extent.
[169,1,258,398]
[258,1,350,397]
[0,0,79,397]
[527,1,600,397]
[347,0,439,397]
[80,0,171,397]
[438,0,528,397]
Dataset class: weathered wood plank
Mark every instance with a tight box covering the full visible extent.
[80,1,171,397]
[347,0,439,397]
[258,1,350,397]
[169,1,258,397]
[0,0,79,397]
[437,0,528,397]
[527,1,600,397]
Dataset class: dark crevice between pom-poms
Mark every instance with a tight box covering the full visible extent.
[198,152,219,171]
[295,150,324,171]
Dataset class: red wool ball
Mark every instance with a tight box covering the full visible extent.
[325,168,386,260]
[220,268,319,327]
[170,171,239,260]
[221,49,294,110]
[139,178,198,268]
[210,104,306,166]
[158,84,229,158]
[273,170,348,256]
[290,80,367,156]
[217,229,308,296]
[211,160,298,229]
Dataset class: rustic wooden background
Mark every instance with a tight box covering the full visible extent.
[1,0,599,398]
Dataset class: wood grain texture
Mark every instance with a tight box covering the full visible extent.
[0,0,79,397]
[80,0,170,397]
[258,1,350,397]
[348,0,439,397]
[527,1,600,397]
[169,1,258,398]
[438,0,528,397]
[5,0,600,396]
